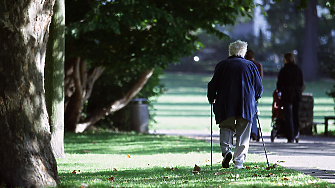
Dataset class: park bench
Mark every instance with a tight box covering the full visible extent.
[313,116,335,136]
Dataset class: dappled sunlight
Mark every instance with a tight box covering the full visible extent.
[314,98,334,104]
[57,131,333,187]
[153,116,219,131]
[156,94,208,103]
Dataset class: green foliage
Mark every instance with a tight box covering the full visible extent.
[265,0,335,67]
[168,30,272,73]
[66,0,255,71]
[264,0,305,63]
[265,0,335,108]
[65,0,256,128]
[273,0,335,12]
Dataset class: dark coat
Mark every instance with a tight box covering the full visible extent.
[207,56,263,124]
[276,63,304,103]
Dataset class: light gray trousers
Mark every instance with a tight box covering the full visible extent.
[219,116,252,166]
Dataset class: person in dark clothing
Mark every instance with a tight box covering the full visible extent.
[245,50,263,141]
[276,53,304,143]
[245,50,263,79]
[207,40,263,169]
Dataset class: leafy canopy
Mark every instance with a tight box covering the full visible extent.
[65,0,255,71]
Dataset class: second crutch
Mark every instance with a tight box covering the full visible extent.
[256,112,270,167]
[210,103,213,170]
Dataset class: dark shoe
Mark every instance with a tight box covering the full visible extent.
[287,140,294,143]
[251,133,257,141]
[222,152,232,168]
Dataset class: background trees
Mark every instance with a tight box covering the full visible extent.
[64,0,256,132]
[266,0,335,81]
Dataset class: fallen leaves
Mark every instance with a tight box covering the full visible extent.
[214,171,232,176]
[253,173,261,177]
[193,164,201,172]
[192,164,201,174]
[266,173,276,177]
[266,164,278,170]
[164,167,178,171]
[106,176,115,181]
[71,170,81,174]
[126,154,131,158]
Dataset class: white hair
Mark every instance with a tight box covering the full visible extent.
[229,40,248,57]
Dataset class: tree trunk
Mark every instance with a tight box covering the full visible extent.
[64,58,154,133]
[301,0,318,81]
[45,0,65,159]
[76,68,155,133]
[0,0,59,187]
[64,58,105,131]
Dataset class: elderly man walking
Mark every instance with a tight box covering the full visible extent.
[207,40,263,169]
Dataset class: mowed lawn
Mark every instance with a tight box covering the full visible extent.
[150,72,335,134]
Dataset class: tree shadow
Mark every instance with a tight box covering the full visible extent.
[64,131,222,155]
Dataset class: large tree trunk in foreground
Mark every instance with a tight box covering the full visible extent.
[45,0,65,159]
[0,0,59,187]
[301,0,318,81]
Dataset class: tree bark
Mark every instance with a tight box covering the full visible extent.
[45,0,65,159]
[75,68,155,133]
[64,58,105,131]
[0,0,59,187]
[301,0,318,81]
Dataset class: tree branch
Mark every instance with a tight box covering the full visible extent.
[73,57,82,97]
[84,67,105,101]
[75,68,154,133]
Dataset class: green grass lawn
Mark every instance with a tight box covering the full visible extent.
[56,72,335,187]
[150,72,335,134]
[57,131,335,187]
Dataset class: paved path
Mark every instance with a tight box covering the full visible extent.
[150,130,335,184]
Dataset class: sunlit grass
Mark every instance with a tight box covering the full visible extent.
[55,73,335,187]
[150,72,335,134]
[57,132,334,187]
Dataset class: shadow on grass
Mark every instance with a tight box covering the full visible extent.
[64,131,222,155]
[57,162,331,188]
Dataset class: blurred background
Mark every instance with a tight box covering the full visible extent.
[64,0,335,136]
[149,0,335,135]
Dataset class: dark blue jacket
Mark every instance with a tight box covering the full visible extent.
[207,56,263,124]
